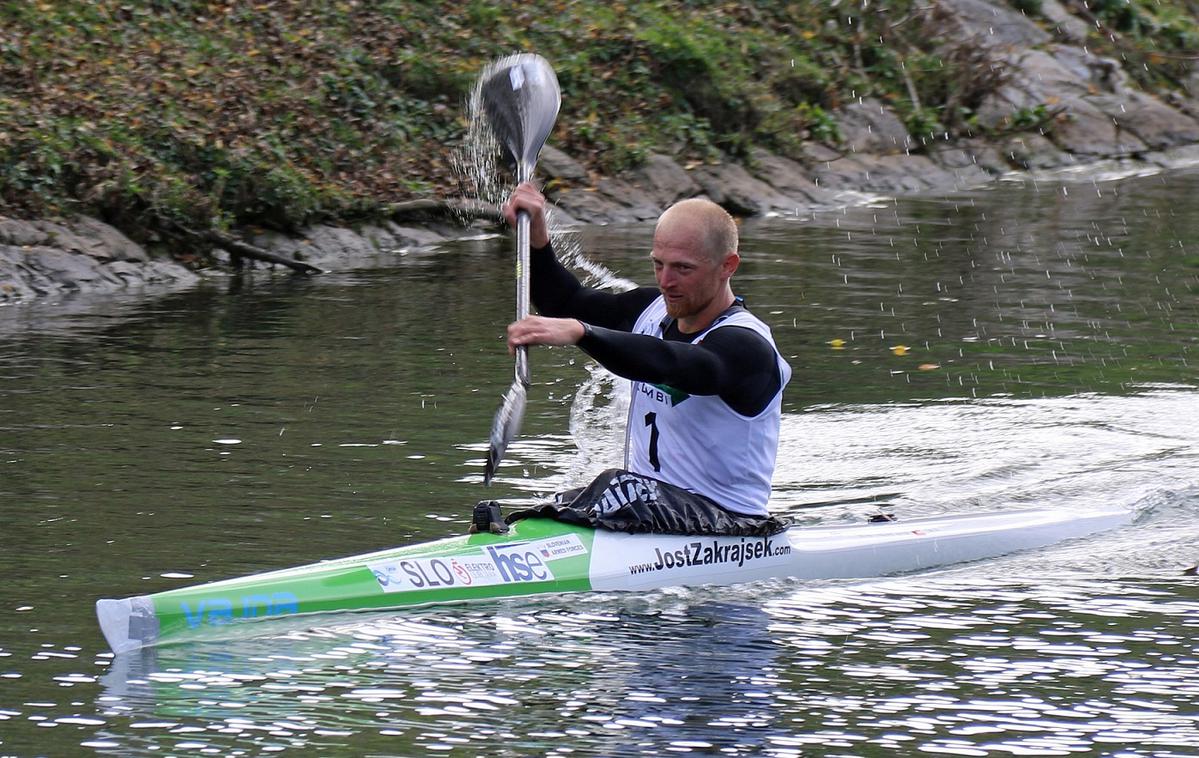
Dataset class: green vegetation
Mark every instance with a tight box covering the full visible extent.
[1,1,1197,253]
[1082,0,1199,91]
[1004,0,1199,93]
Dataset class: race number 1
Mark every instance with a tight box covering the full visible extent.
[644,412,661,472]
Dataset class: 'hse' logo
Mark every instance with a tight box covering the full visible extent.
[485,544,550,583]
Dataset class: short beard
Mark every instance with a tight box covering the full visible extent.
[663,297,696,320]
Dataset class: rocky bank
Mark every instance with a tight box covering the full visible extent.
[4,0,1199,303]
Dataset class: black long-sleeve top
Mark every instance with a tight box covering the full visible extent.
[531,243,783,417]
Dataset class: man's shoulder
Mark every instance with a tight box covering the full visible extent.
[700,322,776,363]
[712,307,773,334]
[705,308,774,345]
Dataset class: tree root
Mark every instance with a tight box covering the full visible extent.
[172,223,325,275]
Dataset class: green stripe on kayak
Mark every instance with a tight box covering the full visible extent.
[147,519,596,644]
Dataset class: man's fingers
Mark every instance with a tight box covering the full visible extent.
[507,318,548,350]
[503,183,545,225]
[506,317,581,351]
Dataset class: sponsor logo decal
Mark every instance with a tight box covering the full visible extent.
[627,536,791,576]
[485,543,550,582]
[594,472,660,516]
[638,381,689,406]
[180,592,300,628]
[369,534,586,593]
[536,534,589,559]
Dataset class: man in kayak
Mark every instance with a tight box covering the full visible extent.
[500,183,791,533]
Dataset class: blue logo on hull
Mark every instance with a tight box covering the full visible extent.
[180,592,300,628]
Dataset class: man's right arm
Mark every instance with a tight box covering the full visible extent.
[531,242,658,332]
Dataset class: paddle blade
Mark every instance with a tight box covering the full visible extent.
[484,379,527,485]
[479,53,561,175]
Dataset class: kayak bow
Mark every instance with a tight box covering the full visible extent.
[97,507,1129,654]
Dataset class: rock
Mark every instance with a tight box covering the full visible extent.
[929,139,1011,174]
[833,98,913,156]
[360,224,399,251]
[29,223,97,258]
[1002,133,1075,170]
[1088,90,1199,150]
[110,258,198,289]
[976,49,1148,157]
[926,144,1001,185]
[979,46,1135,120]
[0,218,47,247]
[812,153,961,194]
[425,220,473,239]
[103,260,144,282]
[595,177,664,220]
[537,145,589,181]
[17,246,121,289]
[976,86,1043,131]
[0,215,149,263]
[800,142,843,165]
[0,245,43,300]
[544,202,582,230]
[746,148,837,204]
[0,233,198,302]
[8,221,95,260]
[690,162,803,215]
[553,185,630,224]
[1039,0,1091,43]
[933,0,1051,50]
[799,154,865,192]
[982,50,1090,109]
[66,217,149,262]
[1149,144,1199,169]
[628,153,702,207]
[1051,98,1148,156]
[36,219,142,262]
[1049,45,1133,96]
[384,222,448,248]
[303,225,378,259]
[550,175,666,223]
[541,178,657,225]
[247,224,409,271]
[68,249,126,286]
[248,230,306,266]
[1182,69,1199,119]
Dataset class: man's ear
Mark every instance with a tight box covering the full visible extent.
[722,252,741,277]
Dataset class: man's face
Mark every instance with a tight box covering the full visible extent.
[650,223,731,322]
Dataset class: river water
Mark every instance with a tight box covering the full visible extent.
[2,166,1198,756]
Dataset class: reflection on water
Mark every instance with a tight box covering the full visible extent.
[96,601,785,755]
[1,168,1198,755]
[79,575,1199,756]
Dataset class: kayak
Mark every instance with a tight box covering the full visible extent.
[96,506,1129,654]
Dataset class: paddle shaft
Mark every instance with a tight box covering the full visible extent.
[514,160,533,386]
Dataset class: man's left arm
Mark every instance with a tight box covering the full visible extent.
[578,325,781,417]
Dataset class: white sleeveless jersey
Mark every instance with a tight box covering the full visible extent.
[624,296,792,516]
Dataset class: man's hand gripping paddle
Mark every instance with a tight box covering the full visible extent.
[479,54,561,485]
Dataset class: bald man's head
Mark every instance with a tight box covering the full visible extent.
[655,199,738,264]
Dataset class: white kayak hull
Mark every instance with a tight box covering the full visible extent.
[97,507,1130,654]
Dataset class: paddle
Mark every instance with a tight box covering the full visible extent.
[479,53,561,485]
